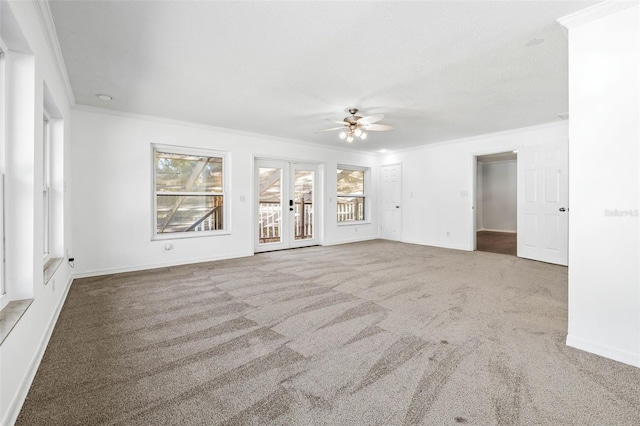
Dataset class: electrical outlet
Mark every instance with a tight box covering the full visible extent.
[446,231,450,237]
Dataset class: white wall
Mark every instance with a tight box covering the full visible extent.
[1,1,75,424]
[70,108,379,277]
[479,160,517,232]
[562,3,639,367]
[381,122,567,250]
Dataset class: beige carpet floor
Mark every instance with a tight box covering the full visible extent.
[17,240,640,425]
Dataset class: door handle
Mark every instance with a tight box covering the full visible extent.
[559,207,567,212]
[396,206,400,209]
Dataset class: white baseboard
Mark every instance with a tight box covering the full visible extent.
[4,275,74,426]
[401,238,471,252]
[566,334,640,368]
[477,228,517,233]
[322,236,377,246]
[72,251,254,279]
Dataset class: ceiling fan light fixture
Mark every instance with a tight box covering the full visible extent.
[321,107,393,143]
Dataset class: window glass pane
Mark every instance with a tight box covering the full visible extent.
[337,196,365,222]
[258,167,282,243]
[337,169,364,195]
[155,152,222,193]
[157,194,223,233]
[294,170,313,240]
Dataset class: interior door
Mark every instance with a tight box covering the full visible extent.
[255,160,318,252]
[517,140,568,265]
[380,163,402,241]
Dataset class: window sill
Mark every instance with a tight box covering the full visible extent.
[337,221,371,227]
[44,257,64,285]
[152,230,230,241]
[0,299,34,346]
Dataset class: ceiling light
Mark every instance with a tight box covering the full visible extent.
[525,37,544,47]
[96,94,113,101]
[378,149,388,153]
[321,108,394,143]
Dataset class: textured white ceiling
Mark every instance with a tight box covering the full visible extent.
[49,0,596,152]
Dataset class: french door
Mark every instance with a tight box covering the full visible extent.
[255,159,318,252]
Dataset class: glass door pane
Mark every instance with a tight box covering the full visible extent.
[293,169,314,240]
[258,167,283,244]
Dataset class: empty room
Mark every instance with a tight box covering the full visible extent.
[1,1,639,425]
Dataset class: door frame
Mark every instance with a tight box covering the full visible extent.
[469,148,520,252]
[253,155,324,253]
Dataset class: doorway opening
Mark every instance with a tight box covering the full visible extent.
[475,152,517,256]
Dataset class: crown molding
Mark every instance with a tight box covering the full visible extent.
[72,104,377,156]
[382,121,568,155]
[32,0,76,106]
[557,0,638,29]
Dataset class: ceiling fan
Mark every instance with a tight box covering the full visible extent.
[320,108,394,142]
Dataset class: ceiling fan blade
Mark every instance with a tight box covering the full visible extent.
[358,114,384,125]
[317,127,347,132]
[325,119,350,125]
[364,123,394,131]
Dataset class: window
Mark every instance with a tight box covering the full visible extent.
[153,146,226,237]
[42,114,51,260]
[0,46,5,297]
[337,166,367,222]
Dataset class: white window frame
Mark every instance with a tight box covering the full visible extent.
[42,112,51,262]
[151,144,229,240]
[0,43,6,298]
[337,165,370,225]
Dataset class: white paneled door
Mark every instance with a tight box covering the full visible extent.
[380,163,402,241]
[255,159,318,253]
[517,140,568,266]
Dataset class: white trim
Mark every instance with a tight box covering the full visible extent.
[381,121,567,155]
[72,251,253,279]
[2,275,73,426]
[476,158,517,166]
[566,334,640,368]
[74,104,372,155]
[31,0,75,106]
[401,239,472,252]
[337,221,371,227]
[322,236,377,246]
[557,0,638,29]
